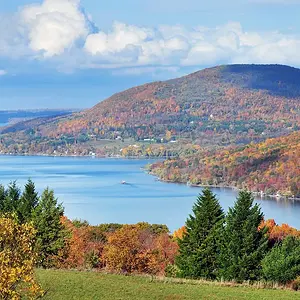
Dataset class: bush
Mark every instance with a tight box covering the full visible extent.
[291,276,300,291]
[84,250,100,269]
[262,236,300,284]
[165,264,180,278]
[0,217,43,299]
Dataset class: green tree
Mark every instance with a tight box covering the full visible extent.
[33,188,65,267]
[1,181,20,215]
[262,236,300,284]
[219,191,268,282]
[18,179,39,223]
[176,188,224,279]
[0,184,7,212]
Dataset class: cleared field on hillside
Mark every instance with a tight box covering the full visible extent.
[36,269,300,300]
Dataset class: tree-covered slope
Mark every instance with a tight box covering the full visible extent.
[148,131,300,197]
[0,64,299,155]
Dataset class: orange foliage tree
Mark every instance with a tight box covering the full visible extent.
[260,219,300,245]
[103,225,178,275]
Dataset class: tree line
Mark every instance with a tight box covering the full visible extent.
[1,181,300,298]
[175,189,300,286]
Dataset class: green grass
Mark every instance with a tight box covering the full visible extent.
[36,269,300,300]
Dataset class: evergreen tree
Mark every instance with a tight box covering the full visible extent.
[32,188,65,267]
[1,181,21,215]
[18,179,39,223]
[176,188,224,279]
[0,184,7,212]
[218,191,268,282]
[262,236,300,284]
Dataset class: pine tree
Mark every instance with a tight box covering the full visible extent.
[176,188,224,279]
[32,188,65,267]
[1,181,20,215]
[262,236,300,284]
[0,184,7,212]
[218,191,268,282]
[18,179,39,223]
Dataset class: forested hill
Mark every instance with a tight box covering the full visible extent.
[0,64,299,155]
[148,131,300,198]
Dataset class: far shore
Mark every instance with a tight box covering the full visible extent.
[0,152,298,202]
[147,171,300,202]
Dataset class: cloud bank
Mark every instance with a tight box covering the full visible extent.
[1,0,300,73]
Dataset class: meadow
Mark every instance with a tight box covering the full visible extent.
[36,269,299,300]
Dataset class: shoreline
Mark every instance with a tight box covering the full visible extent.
[1,152,298,202]
[147,171,300,202]
[0,152,165,160]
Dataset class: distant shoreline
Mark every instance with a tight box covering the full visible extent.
[147,171,300,202]
[0,152,298,202]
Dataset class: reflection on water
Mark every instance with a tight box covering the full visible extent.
[0,155,299,231]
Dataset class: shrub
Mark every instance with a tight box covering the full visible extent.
[103,225,178,275]
[0,217,43,299]
[262,236,300,284]
[165,264,180,278]
[291,276,300,291]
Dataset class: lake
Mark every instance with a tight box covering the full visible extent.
[0,155,299,231]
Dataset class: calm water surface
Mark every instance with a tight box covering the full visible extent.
[0,155,299,231]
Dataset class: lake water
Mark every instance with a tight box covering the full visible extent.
[0,155,299,231]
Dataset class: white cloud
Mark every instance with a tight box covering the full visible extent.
[111,66,180,76]
[1,0,300,74]
[0,70,7,76]
[21,0,93,57]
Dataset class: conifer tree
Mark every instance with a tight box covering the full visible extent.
[32,188,65,267]
[1,181,20,215]
[0,184,7,212]
[262,236,300,284]
[218,191,268,282]
[18,179,39,223]
[176,188,224,279]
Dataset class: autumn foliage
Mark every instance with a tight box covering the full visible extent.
[1,64,299,158]
[103,225,178,275]
[0,217,43,299]
[59,221,178,276]
[261,219,300,244]
[150,132,300,197]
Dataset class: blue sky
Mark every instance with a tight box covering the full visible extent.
[1,0,300,109]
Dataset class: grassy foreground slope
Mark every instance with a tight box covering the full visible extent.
[36,269,299,300]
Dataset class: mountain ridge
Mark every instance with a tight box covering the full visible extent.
[0,64,299,156]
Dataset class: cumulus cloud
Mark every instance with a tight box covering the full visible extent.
[1,0,300,74]
[111,66,180,76]
[82,21,300,69]
[0,70,7,76]
[21,0,94,57]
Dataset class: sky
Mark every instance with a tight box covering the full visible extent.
[1,0,300,109]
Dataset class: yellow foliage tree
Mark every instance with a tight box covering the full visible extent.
[0,217,43,299]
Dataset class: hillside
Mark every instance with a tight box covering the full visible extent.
[148,131,300,197]
[0,64,299,155]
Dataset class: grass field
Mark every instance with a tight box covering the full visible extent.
[36,269,300,300]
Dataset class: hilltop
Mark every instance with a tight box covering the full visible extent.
[0,64,299,155]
